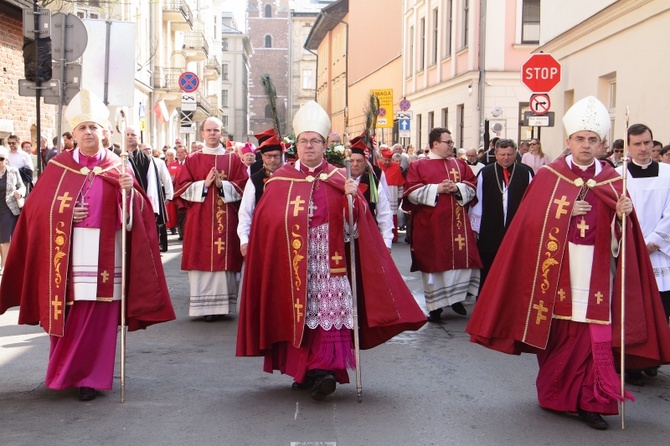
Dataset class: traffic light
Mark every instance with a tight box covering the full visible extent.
[23,35,52,83]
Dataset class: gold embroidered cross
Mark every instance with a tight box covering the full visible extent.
[219,170,227,180]
[553,195,570,219]
[577,218,590,238]
[290,196,306,217]
[533,300,549,325]
[595,291,604,304]
[294,301,304,322]
[455,234,466,250]
[57,192,74,214]
[331,251,343,265]
[100,270,110,283]
[214,237,225,254]
[450,168,460,182]
[558,289,566,301]
[52,296,63,320]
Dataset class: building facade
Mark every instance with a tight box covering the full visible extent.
[247,0,290,139]
[221,12,252,142]
[0,0,57,148]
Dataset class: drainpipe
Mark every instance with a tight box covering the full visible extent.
[477,0,487,148]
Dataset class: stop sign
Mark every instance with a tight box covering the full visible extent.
[521,53,562,93]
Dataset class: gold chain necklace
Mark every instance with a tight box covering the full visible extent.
[494,163,516,194]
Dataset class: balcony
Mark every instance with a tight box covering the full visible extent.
[207,94,219,110]
[162,0,193,31]
[152,67,183,104]
[182,32,208,61]
[204,56,221,80]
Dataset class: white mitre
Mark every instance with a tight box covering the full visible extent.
[293,100,331,139]
[562,95,610,139]
[64,89,110,130]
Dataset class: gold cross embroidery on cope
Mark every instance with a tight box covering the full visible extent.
[290,196,306,217]
[57,192,74,214]
[450,167,460,182]
[595,291,604,304]
[455,234,466,250]
[52,296,63,320]
[331,251,343,265]
[294,301,304,322]
[533,300,549,325]
[100,270,110,283]
[553,195,570,219]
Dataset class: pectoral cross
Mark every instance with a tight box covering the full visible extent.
[577,218,589,238]
[100,270,110,283]
[455,234,466,250]
[450,168,460,182]
[294,301,304,322]
[57,192,74,214]
[307,201,318,218]
[52,296,63,320]
[290,196,306,217]
[214,237,225,254]
[553,196,570,219]
[533,300,549,325]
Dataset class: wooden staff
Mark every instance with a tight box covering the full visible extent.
[619,106,630,429]
[344,149,363,403]
[117,110,129,403]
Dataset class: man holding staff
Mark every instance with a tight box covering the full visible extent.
[236,101,425,400]
[467,96,670,430]
[0,90,175,401]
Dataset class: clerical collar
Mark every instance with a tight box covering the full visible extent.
[467,161,478,166]
[631,159,653,169]
[202,144,225,155]
[73,148,104,167]
[427,151,450,160]
[566,155,599,173]
[298,159,326,174]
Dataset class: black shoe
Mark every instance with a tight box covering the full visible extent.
[78,387,97,401]
[203,315,217,322]
[451,302,467,315]
[578,409,608,430]
[625,370,645,386]
[291,377,315,390]
[643,367,659,377]
[311,373,336,401]
[427,309,443,323]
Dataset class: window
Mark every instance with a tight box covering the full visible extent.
[441,107,448,127]
[302,69,313,90]
[222,115,229,130]
[608,80,616,109]
[432,8,439,65]
[521,0,540,44]
[428,111,434,131]
[457,104,465,148]
[408,26,414,74]
[419,18,426,70]
[265,104,272,118]
[222,90,229,108]
[445,0,452,57]
[462,0,469,49]
[264,35,272,48]
[416,113,422,149]
[264,4,272,18]
[89,0,101,7]
[222,63,229,80]
[222,38,229,52]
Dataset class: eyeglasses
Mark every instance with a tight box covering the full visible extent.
[297,138,324,147]
[262,153,282,159]
[529,142,538,146]
[8,141,17,145]
[440,140,455,146]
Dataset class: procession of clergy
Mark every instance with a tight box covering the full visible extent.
[1,89,670,431]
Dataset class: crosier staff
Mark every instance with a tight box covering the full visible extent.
[116,109,129,403]
[619,106,630,429]
[344,148,363,403]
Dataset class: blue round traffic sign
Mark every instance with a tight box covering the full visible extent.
[179,71,200,93]
[399,98,411,111]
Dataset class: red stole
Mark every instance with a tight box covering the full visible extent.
[264,161,353,346]
[403,157,481,273]
[379,162,405,186]
[173,151,248,272]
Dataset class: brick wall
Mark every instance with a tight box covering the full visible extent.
[248,0,290,136]
[0,7,56,145]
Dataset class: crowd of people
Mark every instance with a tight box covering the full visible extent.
[1,94,670,432]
